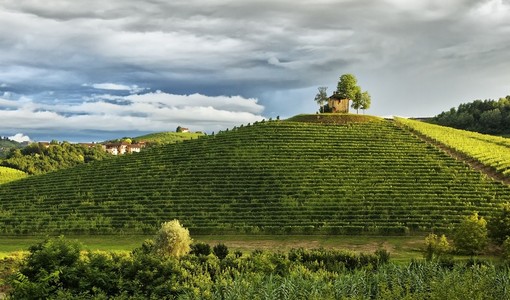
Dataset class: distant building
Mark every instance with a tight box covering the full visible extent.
[180,127,190,133]
[103,142,145,155]
[327,93,350,113]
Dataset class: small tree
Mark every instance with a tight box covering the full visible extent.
[154,219,192,257]
[424,233,451,261]
[351,90,371,114]
[314,87,328,111]
[360,91,371,113]
[453,212,488,255]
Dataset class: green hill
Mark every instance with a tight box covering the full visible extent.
[0,116,509,235]
[0,166,27,185]
[135,131,205,145]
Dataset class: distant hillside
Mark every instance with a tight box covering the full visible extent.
[0,137,26,158]
[135,131,205,145]
[0,141,110,175]
[0,116,509,235]
[431,96,510,135]
[0,166,27,185]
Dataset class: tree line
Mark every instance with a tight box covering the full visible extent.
[431,96,510,135]
[0,141,110,175]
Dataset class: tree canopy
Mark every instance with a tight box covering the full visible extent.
[352,91,371,114]
[432,96,510,135]
[0,142,110,175]
[336,74,360,101]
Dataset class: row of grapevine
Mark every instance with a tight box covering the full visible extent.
[0,119,509,234]
[396,117,510,176]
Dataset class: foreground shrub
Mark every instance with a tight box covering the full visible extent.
[190,242,211,256]
[424,233,452,261]
[154,219,192,257]
[453,212,488,255]
[213,243,229,259]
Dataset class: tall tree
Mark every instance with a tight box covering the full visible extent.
[314,86,328,109]
[336,74,360,101]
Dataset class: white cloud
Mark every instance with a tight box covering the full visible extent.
[0,91,265,133]
[8,133,31,143]
[86,83,147,94]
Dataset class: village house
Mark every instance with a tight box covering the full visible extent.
[327,92,350,113]
[103,142,146,155]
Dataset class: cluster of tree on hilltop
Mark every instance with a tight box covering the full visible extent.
[431,96,510,135]
[0,141,110,175]
[314,74,371,114]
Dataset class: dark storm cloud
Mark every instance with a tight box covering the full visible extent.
[1,0,510,140]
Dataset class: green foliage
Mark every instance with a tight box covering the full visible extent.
[1,119,510,235]
[352,90,371,114]
[8,237,510,299]
[190,242,211,256]
[453,212,488,255]
[314,86,328,109]
[1,142,109,175]
[396,117,510,177]
[10,236,82,299]
[154,220,192,257]
[213,243,229,259]
[503,237,510,260]
[0,166,27,185]
[424,233,452,261]
[432,96,510,134]
[488,202,510,245]
[0,137,25,159]
[134,131,204,146]
[336,73,360,100]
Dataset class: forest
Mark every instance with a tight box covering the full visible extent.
[432,96,510,135]
[0,141,110,175]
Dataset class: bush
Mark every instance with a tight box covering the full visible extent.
[503,237,510,260]
[154,220,192,257]
[424,233,451,261]
[488,202,510,245]
[10,236,82,299]
[190,242,211,256]
[213,243,229,259]
[453,212,488,255]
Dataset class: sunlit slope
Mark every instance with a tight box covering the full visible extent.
[0,119,509,235]
[396,117,510,177]
[0,166,27,185]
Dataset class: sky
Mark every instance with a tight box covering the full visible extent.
[1,0,509,142]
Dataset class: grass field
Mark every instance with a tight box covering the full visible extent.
[0,235,428,262]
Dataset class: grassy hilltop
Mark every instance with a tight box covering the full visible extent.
[0,114,509,235]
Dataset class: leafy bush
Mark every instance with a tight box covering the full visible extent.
[154,220,192,257]
[190,242,211,256]
[213,243,229,259]
[453,212,488,255]
[424,233,452,261]
[488,202,510,245]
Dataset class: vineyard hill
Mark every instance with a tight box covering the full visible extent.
[0,115,509,235]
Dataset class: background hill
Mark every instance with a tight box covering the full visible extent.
[0,116,509,235]
[134,131,205,145]
[431,96,510,136]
